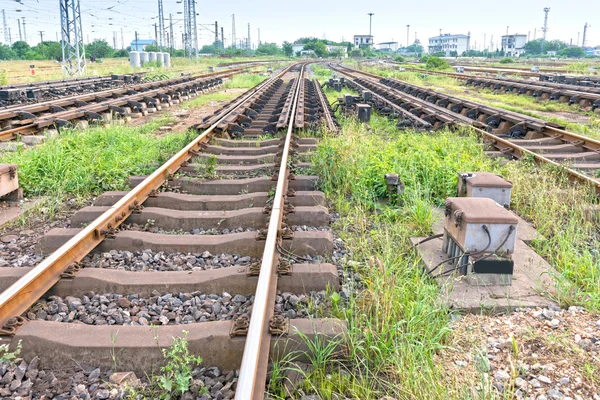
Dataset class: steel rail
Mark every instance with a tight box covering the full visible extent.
[236,64,306,399]
[313,78,338,132]
[0,64,297,328]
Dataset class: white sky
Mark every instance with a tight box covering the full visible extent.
[1,0,598,50]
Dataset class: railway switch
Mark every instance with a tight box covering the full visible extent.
[442,197,518,286]
[457,172,512,208]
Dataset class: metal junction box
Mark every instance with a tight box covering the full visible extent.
[357,104,371,122]
[362,90,373,102]
[457,172,512,208]
[442,197,518,286]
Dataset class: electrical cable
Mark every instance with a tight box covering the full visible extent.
[414,233,443,246]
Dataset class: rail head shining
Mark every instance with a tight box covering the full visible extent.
[235,64,306,399]
[0,65,295,328]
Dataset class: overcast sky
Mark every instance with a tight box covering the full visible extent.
[1,0,598,51]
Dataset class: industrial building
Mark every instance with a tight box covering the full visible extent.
[501,34,527,57]
[354,35,374,49]
[428,33,470,56]
[130,39,157,51]
[376,42,399,52]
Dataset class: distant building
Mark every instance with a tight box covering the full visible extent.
[585,46,600,56]
[546,51,557,56]
[501,34,527,57]
[326,45,348,57]
[428,33,470,56]
[354,35,374,49]
[376,42,399,52]
[292,43,305,55]
[130,39,157,51]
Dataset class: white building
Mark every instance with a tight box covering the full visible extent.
[376,42,399,52]
[292,43,305,55]
[326,45,348,57]
[354,35,374,49]
[501,34,527,57]
[428,33,470,56]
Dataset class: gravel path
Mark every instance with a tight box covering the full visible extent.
[27,290,326,325]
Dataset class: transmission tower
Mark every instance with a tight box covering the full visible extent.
[60,0,86,76]
[188,0,198,60]
[157,0,165,51]
[540,7,550,52]
[2,10,9,45]
[231,14,236,49]
[582,23,590,47]
[183,0,189,56]
[121,27,124,49]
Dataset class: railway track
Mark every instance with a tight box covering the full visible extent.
[331,64,600,193]
[0,67,253,142]
[402,67,600,111]
[0,62,342,399]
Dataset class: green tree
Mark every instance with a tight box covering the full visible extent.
[282,41,293,57]
[524,39,542,55]
[256,43,281,56]
[200,44,217,54]
[86,39,114,58]
[113,49,129,58]
[558,47,586,58]
[11,41,30,59]
[0,44,16,60]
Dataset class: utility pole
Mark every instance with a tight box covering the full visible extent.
[439,28,442,53]
[577,32,580,47]
[406,25,410,47]
[231,14,236,49]
[60,0,86,76]
[506,26,509,35]
[39,31,45,56]
[484,33,486,51]
[221,27,224,50]
[18,19,22,42]
[22,17,27,43]
[534,28,536,40]
[2,10,9,45]
[121,27,124,49]
[258,28,260,46]
[113,31,117,49]
[154,23,158,47]
[247,23,251,50]
[135,31,139,50]
[367,12,374,38]
[170,14,174,54]
[541,7,550,53]
[158,0,165,52]
[582,23,590,47]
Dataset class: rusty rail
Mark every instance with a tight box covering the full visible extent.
[0,64,297,329]
[235,64,306,399]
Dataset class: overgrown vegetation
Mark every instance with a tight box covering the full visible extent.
[126,331,207,399]
[180,92,239,110]
[0,118,194,197]
[223,73,266,89]
[499,57,515,64]
[282,106,600,398]
[424,56,450,70]
[0,341,21,365]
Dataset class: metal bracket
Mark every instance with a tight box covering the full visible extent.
[230,315,250,337]
[128,201,144,214]
[60,262,81,279]
[246,261,261,277]
[269,314,289,336]
[99,223,117,239]
[283,202,296,214]
[256,228,268,240]
[279,224,294,240]
[149,189,159,197]
[0,316,26,337]
[277,258,292,275]
[8,166,16,180]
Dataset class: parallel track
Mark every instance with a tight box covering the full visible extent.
[0,63,341,399]
[332,64,600,193]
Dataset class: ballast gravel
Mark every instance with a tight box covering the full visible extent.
[81,249,258,271]
[27,290,327,326]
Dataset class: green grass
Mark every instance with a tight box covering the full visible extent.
[0,118,195,198]
[283,111,600,399]
[180,92,240,110]
[223,73,267,89]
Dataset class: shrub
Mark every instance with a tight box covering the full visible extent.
[425,56,450,70]
[394,55,405,62]
[499,57,515,64]
[419,55,430,63]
